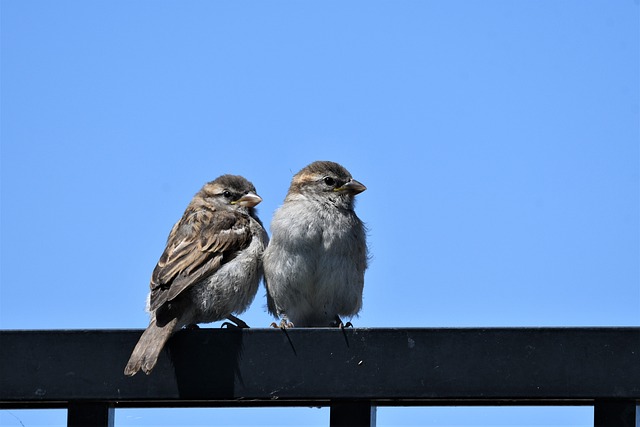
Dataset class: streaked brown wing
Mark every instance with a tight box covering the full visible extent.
[148,207,252,311]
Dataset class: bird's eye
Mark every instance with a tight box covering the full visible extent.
[222,190,232,198]
[323,177,335,186]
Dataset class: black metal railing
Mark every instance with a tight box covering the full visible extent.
[1,328,639,427]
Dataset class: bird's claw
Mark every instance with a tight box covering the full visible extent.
[222,314,250,329]
[270,318,294,329]
[331,316,353,329]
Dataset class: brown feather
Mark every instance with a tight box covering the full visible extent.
[148,201,253,312]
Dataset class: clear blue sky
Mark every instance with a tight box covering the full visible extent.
[1,1,638,426]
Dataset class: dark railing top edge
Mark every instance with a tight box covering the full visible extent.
[2,326,640,336]
[2,326,640,330]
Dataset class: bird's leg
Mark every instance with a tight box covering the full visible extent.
[331,315,353,329]
[221,314,250,329]
[270,316,294,329]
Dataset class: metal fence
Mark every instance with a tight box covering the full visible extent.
[1,328,638,427]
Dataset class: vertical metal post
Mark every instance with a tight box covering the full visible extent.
[594,401,637,427]
[330,401,376,427]
[68,402,114,427]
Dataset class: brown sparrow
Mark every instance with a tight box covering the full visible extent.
[263,161,368,327]
[124,175,268,376]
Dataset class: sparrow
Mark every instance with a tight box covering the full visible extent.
[124,175,268,376]
[263,161,368,327]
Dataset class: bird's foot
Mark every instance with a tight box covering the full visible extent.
[221,314,250,329]
[185,324,200,330]
[270,318,294,329]
[331,315,353,329]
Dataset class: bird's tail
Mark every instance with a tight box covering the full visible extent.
[124,317,179,376]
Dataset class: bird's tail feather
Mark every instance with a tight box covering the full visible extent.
[124,317,179,376]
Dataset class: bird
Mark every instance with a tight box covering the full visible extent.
[124,174,268,376]
[263,161,368,327]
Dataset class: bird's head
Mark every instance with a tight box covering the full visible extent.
[200,174,263,214]
[286,161,366,209]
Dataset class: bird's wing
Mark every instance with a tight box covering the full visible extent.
[148,208,252,311]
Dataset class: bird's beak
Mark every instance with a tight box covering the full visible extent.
[334,179,367,195]
[232,192,263,207]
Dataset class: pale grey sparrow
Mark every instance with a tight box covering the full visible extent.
[263,161,368,327]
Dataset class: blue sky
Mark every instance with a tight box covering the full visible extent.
[1,1,638,426]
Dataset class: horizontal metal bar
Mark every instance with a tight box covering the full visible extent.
[1,328,639,408]
[0,399,611,410]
